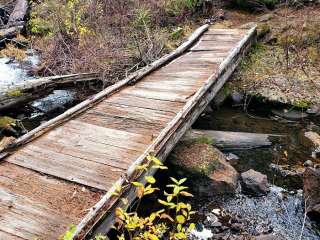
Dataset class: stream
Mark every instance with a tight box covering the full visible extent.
[0,53,83,137]
[187,100,320,239]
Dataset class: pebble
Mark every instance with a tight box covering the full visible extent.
[304,160,314,167]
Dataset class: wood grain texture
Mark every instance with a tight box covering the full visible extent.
[0,26,257,239]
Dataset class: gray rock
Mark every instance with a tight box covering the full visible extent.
[306,105,320,116]
[255,234,281,240]
[303,167,320,222]
[269,163,304,187]
[225,152,240,165]
[303,131,320,159]
[231,91,244,104]
[241,169,270,196]
[304,160,314,167]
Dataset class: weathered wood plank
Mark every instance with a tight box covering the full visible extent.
[6,145,124,191]
[104,94,184,113]
[0,188,73,240]
[0,162,102,221]
[78,112,164,135]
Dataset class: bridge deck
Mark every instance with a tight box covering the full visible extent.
[0,27,256,239]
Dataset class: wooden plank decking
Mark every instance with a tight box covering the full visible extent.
[0,26,257,239]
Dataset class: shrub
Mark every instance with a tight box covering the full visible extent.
[112,156,196,239]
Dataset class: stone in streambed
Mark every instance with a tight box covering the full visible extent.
[241,169,270,196]
[303,131,320,159]
[169,142,239,196]
[303,167,320,222]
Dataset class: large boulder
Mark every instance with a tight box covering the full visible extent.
[241,169,270,196]
[303,167,320,221]
[169,142,239,196]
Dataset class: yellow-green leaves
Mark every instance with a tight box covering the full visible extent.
[145,176,156,184]
[176,215,186,224]
[113,158,195,240]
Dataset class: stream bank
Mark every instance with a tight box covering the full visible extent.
[154,97,320,240]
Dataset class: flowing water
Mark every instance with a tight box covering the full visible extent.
[0,51,80,136]
[187,100,320,239]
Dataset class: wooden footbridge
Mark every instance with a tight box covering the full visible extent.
[0,25,256,239]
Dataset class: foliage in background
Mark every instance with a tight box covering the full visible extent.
[28,0,211,81]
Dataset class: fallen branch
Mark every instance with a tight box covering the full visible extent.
[0,72,101,110]
[0,0,28,41]
[183,129,285,149]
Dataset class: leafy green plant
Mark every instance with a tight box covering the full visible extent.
[112,156,196,240]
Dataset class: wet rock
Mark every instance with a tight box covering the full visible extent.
[255,234,279,240]
[303,167,320,222]
[303,131,320,158]
[306,105,320,116]
[169,142,239,196]
[271,109,308,121]
[304,160,314,167]
[231,91,244,104]
[269,163,304,188]
[225,152,240,165]
[241,169,270,196]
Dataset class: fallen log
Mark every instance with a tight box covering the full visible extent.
[0,72,101,110]
[183,129,285,149]
[0,0,28,41]
[7,0,28,27]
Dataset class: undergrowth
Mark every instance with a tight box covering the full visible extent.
[28,0,214,82]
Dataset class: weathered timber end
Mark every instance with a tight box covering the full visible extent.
[0,25,257,240]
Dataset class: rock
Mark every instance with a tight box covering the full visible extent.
[225,153,240,166]
[269,163,304,188]
[169,142,239,196]
[231,91,244,104]
[306,105,320,116]
[241,169,270,196]
[303,167,320,222]
[304,160,314,167]
[211,221,222,228]
[255,234,279,240]
[303,131,320,158]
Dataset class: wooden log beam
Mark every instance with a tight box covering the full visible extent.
[183,129,285,149]
[0,73,101,111]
